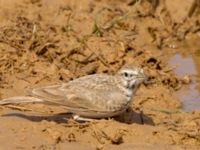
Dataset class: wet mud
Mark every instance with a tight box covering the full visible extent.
[0,0,200,149]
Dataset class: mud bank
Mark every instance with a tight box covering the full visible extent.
[0,0,200,149]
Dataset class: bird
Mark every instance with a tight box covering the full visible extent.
[0,65,146,121]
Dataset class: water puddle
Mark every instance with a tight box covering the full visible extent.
[169,53,200,112]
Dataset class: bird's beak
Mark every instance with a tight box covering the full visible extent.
[136,70,147,81]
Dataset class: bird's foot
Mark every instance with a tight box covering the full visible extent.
[73,115,96,122]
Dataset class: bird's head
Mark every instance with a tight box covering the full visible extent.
[117,65,146,89]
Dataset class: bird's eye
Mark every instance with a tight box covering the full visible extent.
[124,72,128,77]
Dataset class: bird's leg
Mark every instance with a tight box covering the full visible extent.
[73,115,96,122]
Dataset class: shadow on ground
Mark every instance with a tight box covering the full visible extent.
[1,108,154,125]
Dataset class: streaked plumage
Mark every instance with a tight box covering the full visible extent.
[0,65,146,120]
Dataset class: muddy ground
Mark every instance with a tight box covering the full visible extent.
[0,0,200,149]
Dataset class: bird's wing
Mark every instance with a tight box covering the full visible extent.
[30,80,127,114]
[30,74,113,105]
[30,84,100,110]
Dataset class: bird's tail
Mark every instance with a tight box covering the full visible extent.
[0,96,44,105]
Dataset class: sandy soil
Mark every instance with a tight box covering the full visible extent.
[0,0,200,149]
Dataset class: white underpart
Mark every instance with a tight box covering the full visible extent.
[117,83,133,102]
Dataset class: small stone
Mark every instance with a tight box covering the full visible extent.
[59,69,72,81]
[96,144,104,150]
[181,75,191,84]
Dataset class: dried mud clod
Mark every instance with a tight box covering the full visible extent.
[0,0,200,149]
